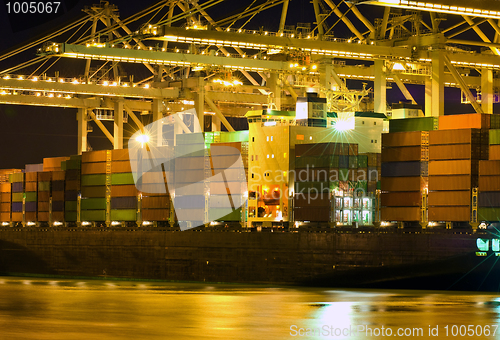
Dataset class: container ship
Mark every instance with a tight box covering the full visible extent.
[0,95,499,291]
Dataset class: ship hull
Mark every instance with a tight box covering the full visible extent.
[0,227,495,291]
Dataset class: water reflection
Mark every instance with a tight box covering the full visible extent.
[0,277,498,339]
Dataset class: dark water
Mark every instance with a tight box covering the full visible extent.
[0,277,499,339]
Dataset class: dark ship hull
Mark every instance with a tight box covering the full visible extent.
[0,226,495,291]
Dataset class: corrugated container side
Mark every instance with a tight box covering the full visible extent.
[428,160,477,175]
[381,177,427,192]
[490,130,500,145]
[382,131,427,148]
[429,144,481,160]
[381,162,426,177]
[111,185,138,197]
[478,208,500,222]
[478,192,500,207]
[438,113,489,130]
[381,146,423,162]
[110,209,136,221]
[82,150,107,163]
[381,192,421,207]
[479,176,500,191]
[294,207,330,221]
[381,207,421,221]
[81,186,106,198]
[490,145,500,160]
[81,210,106,221]
[141,209,170,221]
[111,161,132,174]
[428,175,474,191]
[429,128,482,145]
[428,207,470,221]
[479,160,500,176]
[81,163,107,174]
[428,190,471,206]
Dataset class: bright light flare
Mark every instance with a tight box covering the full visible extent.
[136,134,150,145]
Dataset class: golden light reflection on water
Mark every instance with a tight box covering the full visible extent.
[0,278,498,339]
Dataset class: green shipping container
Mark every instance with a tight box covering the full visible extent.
[38,181,50,192]
[9,173,23,183]
[478,208,500,222]
[82,174,107,186]
[348,156,358,169]
[330,156,340,168]
[111,173,135,185]
[209,208,241,221]
[81,197,107,210]
[62,159,81,171]
[70,154,82,161]
[389,117,438,133]
[65,201,78,211]
[111,209,137,221]
[65,211,77,222]
[25,192,37,202]
[12,193,23,202]
[220,131,249,143]
[357,155,368,168]
[81,210,106,221]
[490,130,500,145]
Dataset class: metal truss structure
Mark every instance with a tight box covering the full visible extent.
[0,0,499,153]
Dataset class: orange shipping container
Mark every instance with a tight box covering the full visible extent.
[81,186,106,198]
[429,175,473,191]
[430,128,484,145]
[111,149,130,161]
[428,207,470,222]
[142,196,170,209]
[82,162,107,174]
[438,113,490,130]
[25,172,37,182]
[52,191,65,201]
[11,212,22,221]
[428,160,477,175]
[0,212,10,222]
[382,131,428,148]
[52,171,65,181]
[0,183,10,193]
[25,182,37,191]
[381,192,421,207]
[429,144,480,160]
[43,157,70,171]
[111,161,132,174]
[38,202,50,211]
[82,150,107,163]
[479,160,500,175]
[37,172,52,182]
[479,176,500,191]
[65,180,80,191]
[142,208,170,221]
[25,212,36,221]
[0,202,10,212]
[111,185,138,197]
[381,207,421,221]
[38,191,50,201]
[381,177,428,192]
[52,211,64,222]
[490,145,500,160]
[38,212,49,222]
[1,193,11,202]
[381,146,423,162]
[428,190,471,206]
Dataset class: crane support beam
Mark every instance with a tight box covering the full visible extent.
[205,94,235,132]
[443,54,484,114]
[393,73,417,104]
[0,77,179,99]
[124,104,145,133]
[88,109,115,144]
[77,108,88,155]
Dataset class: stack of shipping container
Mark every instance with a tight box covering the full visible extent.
[51,170,65,222]
[37,171,51,222]
[81,151,108,222]
[209,141,248,222]
[293,142,374,224]
[381,131,429,222]
[110,150,137,222]
[10,173,24,222]
[0,169,21,223]
[428,128,488,222]
[24,169,38,222]
[64,156,81,222]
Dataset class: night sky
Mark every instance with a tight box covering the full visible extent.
[0,0,497,169]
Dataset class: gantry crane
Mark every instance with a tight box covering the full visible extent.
[0,0,498,154]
